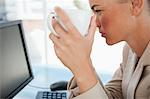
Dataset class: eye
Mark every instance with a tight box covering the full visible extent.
[95,10,101,12]
[94,10,102,15]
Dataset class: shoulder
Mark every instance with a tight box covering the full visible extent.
[135,66,150,97]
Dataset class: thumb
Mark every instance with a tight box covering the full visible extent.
[87,14,97,40]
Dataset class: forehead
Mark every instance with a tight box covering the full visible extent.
[89,0,118,7]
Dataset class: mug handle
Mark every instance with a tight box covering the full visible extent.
[47,12,58,35]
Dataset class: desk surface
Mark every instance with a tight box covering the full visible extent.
[13,65,73,99]
[13,64,112,99]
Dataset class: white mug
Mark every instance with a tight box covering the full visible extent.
[47,8,92,36]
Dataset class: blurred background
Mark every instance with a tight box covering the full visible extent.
[0,0,124,85]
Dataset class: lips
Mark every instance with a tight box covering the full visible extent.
[99,30,106,37]
[100,31,106,34]
[97,27,106,37]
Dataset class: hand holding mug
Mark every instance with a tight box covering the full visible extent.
[49,6,98,93]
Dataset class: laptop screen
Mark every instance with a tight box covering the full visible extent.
[0,21,33,99]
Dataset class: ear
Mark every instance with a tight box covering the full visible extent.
[131,0,144,16]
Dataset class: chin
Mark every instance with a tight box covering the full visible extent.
[105,39,121,45]
[106,41,115,45]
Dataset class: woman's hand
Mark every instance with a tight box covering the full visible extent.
[49,7,98,92]
[49,7,96,73]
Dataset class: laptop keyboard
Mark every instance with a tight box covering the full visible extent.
[36,91,67,99]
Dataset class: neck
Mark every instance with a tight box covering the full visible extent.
[127,19,150,57]
[127,37,149,57]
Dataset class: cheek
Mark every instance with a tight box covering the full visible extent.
[101,13,117,32]
[100,12,123,44]
[101,14,111,33]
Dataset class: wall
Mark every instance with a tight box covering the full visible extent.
[0,29,2,69]
[5,0,44,20]
[0,28,2,97]
[0,0,6,21]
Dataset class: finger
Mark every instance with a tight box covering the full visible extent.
[87,14,97,40]
[54,45,61,58]
[52,17,67,37]
[49,31,70,47]
[49,33,61,47]
[54,6,78,34]
[52,18,70,43]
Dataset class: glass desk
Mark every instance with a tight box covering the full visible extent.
[14,64,72,99]
[13,64,112,99]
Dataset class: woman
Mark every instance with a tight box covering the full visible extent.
[49,0,150,98]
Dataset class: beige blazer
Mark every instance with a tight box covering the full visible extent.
[67,41,150,99]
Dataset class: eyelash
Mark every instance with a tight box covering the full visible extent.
[95,10,101,12]
[94,10,102,15]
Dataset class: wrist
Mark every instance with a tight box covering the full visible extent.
[73,59,98,93]
[76,70,98,93]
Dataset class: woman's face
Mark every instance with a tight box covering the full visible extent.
[89,0,135,45]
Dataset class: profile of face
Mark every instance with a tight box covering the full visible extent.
[89,0,137,45]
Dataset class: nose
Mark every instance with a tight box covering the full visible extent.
[96,16,101,27]
[96,16,104,33]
